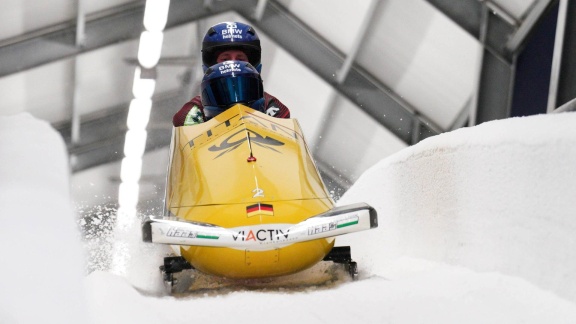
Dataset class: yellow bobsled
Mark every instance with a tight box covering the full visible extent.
[142,104,377,284]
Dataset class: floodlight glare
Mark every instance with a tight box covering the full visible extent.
[137,31,164,68]
[123,129,148,158]
[133,67,156,99]
[120,157,143,183]
[144,0,170,32]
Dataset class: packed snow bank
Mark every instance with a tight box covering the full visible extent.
[84,259,576,324]
[3,112,576,324]
[338,112,576,303]
[0,113,89,323]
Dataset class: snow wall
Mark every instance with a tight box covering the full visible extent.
[3,111,575,321]
[338,112,576,303]
[0,114,88,322]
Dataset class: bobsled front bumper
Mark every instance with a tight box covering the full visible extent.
[142,203,377,251]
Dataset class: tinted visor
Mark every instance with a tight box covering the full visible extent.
[202,75,263,108]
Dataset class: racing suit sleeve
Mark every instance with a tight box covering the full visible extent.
[263,92,291,118]
[172,96,205,126]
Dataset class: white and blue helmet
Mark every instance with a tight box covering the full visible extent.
[201,60,265,119]
[201,22,262,72]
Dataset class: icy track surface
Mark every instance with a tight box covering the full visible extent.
[2,112,576,323]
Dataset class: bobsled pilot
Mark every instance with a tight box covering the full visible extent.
[173,21,291,126]
[199,60,266,119]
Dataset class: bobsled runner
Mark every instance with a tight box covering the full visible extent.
[142,104,377,289]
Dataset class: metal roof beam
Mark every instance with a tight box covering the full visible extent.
[2,0,441,145]
[238,1,441,144]
[425,0,516,62]
[426,0,563,125]
[506,0,557,53]
[56,88,348,195]
[556,0,576,107]
[335,0,380,84]
[55,90,183,172]
[547,0,568,112]
[0,0,239,77]
[475,50,515,123]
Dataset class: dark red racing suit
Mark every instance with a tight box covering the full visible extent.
[173,92,290,126]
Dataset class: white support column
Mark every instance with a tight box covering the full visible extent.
[70,0,86,149]
[75,0,86,47]
[469,2,489,127]
[547,0,568,113]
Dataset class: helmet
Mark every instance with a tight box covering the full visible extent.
[201,60,264,119]
[201,22,262,72]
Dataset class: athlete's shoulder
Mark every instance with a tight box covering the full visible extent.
[263,92,290,118]
[173,96,205,126]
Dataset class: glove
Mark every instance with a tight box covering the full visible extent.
[183,106,204,126]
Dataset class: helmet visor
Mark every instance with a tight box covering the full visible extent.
[202,75,263,108]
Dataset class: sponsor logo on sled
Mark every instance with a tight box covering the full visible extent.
[166,227,219,240]
[231,224,295,245]
[208,129,284,159]
[307,215,359,236]
[186,114,298,149]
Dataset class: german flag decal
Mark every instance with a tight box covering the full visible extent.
[246,203,274,217]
